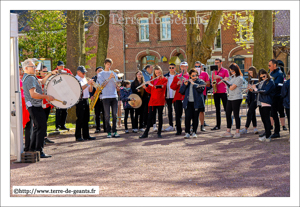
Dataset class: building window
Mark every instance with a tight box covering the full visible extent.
[214,28,221,51]
[139,18,149,41]
[160,16,171,40]
[237,19,253,43]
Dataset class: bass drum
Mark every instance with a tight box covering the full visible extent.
[45,73,82,109]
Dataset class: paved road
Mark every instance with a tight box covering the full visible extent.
[10,117,290,197]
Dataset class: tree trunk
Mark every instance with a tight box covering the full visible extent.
[186,10,223,69]
[80,10,86,66]
[96,10,110,68]
[66,10,82,123]
[253,10,273,71]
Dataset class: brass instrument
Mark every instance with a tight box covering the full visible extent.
[212,80,217,93]
[89,80,109,111]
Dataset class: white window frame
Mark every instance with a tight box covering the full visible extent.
[237,19,254,44]
[139,18,149,42]
[213,26,222,51]
[160,16,171,40]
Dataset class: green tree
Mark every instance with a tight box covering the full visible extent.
[18,10,67,69]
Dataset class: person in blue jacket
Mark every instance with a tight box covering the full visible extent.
[281,70,290,135]
[120,80,134,133]
[268,59,285,138]
[252,69,275,142]
[179,68,205,139]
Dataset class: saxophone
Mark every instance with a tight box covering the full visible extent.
[89,80,109,111]
[212,80,217,93]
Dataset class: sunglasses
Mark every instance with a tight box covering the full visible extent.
[169,67,175,69]
[191,75,198,77]
[195,66,201,68]
[260,75,266,79]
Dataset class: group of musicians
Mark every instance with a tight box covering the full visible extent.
[20,57,290,158]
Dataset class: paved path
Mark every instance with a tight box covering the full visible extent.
[10,117,290,197]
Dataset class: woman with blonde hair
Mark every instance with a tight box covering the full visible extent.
[139,65,167,138]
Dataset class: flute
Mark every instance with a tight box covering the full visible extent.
[136,75,162,89]
[217,74,234,85]
[242,79,267,93]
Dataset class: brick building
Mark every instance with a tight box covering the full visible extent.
[85,10,289,80]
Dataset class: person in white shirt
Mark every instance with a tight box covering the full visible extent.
[74,66,95,142]
[163,63,177,131]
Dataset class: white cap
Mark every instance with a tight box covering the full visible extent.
[180,61,188,66]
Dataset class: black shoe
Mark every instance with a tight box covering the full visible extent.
[204,122,209,127]
[40,152,52,158]
[139,133,148,139]
[270,133,280,138]
[84,136,96,140]
[282,126,287,131]
[60,126,70,131]
[44,141,46,145]
[201,125,206,132]
[95,129,101,133]
[259,132,266,137]
[76,138,85,142]
[157,134,162,138]
[175,131,182,135]
[270,125,273,130]
[45,138,55,143]
[211,126,220,130]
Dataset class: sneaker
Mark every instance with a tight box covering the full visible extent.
[221,132,233,138]
[184,133,190,139]
[258,136,266,142]
[270,133,280,138]
[113,132,120,138]
[191,132,197,138]
[164,126,174,132]
[139,128,145,132]
[253,128,259,134]
[132,129,138,133]
[259,132,266,137]
[153,124,158,132]
[107,133,112,138]
[240,128,247,134]
[266,137,271,142]
[282,126,288,131]
[233,133,241,138]
[125,130,129,133]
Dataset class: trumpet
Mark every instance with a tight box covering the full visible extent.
[136,75,162,89]
[217,74,235,85]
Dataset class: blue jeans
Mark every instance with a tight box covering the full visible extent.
[103,98,118,133]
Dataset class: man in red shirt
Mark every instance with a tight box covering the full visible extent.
[170,61,189,135]
[54,61,73,131]
[195,61,210,131]
[211,58,229,130]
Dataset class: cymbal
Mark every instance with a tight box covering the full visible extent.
[128,94,142,108]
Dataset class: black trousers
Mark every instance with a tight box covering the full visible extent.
[43,107,51,138]
[24,116,32,152]
[271,96,282,134]
[124,108,134,130]
[285,108,290,131]
[214,93,228,128]
[143,96,150,127]
[75,99,90,139]
[56,108,68,128]
[245,101,257,128]
[166,98,175,127]
[185,102,201,134]
[226,99,242,129]
[144,106,164,135]
[259,106,272,138]
[278,97,285,118]
[94,99,106,131]
[174,100,183,133]
[27,106,47,152]
[134,103,144,129]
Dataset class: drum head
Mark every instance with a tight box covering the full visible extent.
[45,73,82,109]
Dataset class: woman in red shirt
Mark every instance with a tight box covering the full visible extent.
[139,65,167,138]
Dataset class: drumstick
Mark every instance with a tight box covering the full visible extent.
[54,99,67,105]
